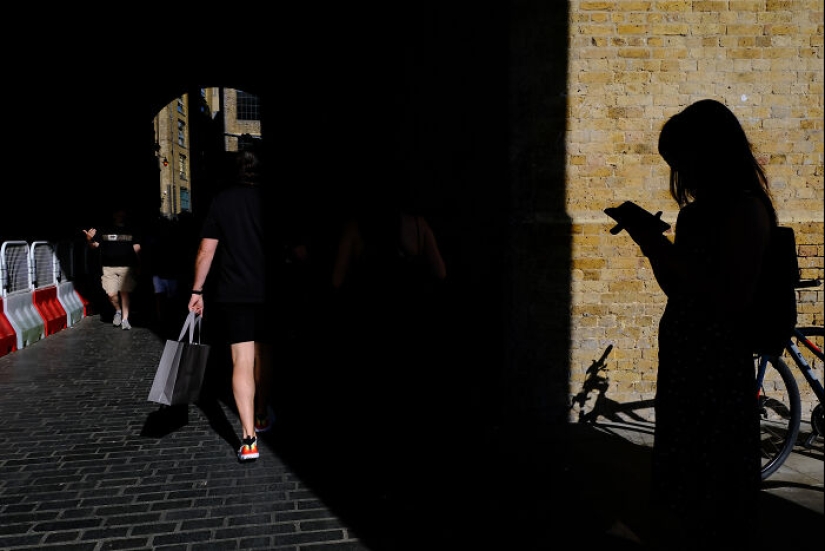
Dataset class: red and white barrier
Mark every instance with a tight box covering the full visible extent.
[1,241,45,350]
[0,295,16,357]
[31,241,68,335]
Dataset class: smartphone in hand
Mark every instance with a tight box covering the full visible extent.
[604,201,671,235]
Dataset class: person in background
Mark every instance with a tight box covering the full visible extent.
[188,150,275,462]
[144,212,198,338]
[329,197,448,498]
[605,99,773,550]
[83,205,142,330]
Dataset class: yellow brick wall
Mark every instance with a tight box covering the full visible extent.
[565,1,824,421]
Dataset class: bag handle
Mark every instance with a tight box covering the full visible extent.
[178,311,203,344]
[192,313,203,344]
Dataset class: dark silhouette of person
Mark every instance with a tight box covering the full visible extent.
[606,99,774,550]
[327,192,449,498]
[188,150,276,461]
[142,213,194,337]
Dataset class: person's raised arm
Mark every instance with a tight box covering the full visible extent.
[605,202,679,296]
[640,229,679,297]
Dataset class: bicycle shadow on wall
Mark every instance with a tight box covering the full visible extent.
[570,344,656,438]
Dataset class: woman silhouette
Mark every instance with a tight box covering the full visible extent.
[607,99,776,549]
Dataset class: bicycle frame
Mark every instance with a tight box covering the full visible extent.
[786,327,825,405]
[756,325,823,479]
[756,327,824,425]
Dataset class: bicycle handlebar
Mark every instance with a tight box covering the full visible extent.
[796,278,822,289]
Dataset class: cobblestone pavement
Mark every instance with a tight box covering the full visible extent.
[0,316,822,550]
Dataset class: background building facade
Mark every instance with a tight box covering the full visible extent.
[153,88,262,219]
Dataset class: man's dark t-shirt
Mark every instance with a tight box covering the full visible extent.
[200,183,267,303]
[97,224,140,267]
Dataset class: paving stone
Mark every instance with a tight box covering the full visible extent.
[0,315,821,550]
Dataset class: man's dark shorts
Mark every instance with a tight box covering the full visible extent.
[209,303,271,344]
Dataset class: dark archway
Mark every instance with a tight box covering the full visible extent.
[2,5,579,548]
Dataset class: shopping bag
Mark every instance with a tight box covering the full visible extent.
[147,311,210,406]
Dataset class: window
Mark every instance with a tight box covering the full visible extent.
[176,96,185,114]
[179,188,191,212]
[198,88,209,114]
[178,154,188,180]
[236,90,261,121]
[177,120,186,147]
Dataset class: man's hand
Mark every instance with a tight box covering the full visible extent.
[188,294,204,315]
[82,228,98,246]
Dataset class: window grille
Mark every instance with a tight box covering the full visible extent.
[237,90,261,121]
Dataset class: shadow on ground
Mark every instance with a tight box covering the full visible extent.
[266,416,652,550]
[264,412,823,551]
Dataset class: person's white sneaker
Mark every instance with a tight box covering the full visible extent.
[121,319,132,330]
[113,311,122,327]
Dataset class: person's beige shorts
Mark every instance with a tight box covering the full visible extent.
[101,266,138,295]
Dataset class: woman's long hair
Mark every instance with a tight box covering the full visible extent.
[658,99,776,225]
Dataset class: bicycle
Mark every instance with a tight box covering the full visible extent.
[756,278,824,480]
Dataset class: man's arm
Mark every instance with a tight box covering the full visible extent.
[188,238,218,314]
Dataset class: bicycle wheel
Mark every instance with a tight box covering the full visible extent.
[796,326,824,438]
[757,354,801,480]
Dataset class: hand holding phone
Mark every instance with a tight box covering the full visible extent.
[604,201,670,235]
